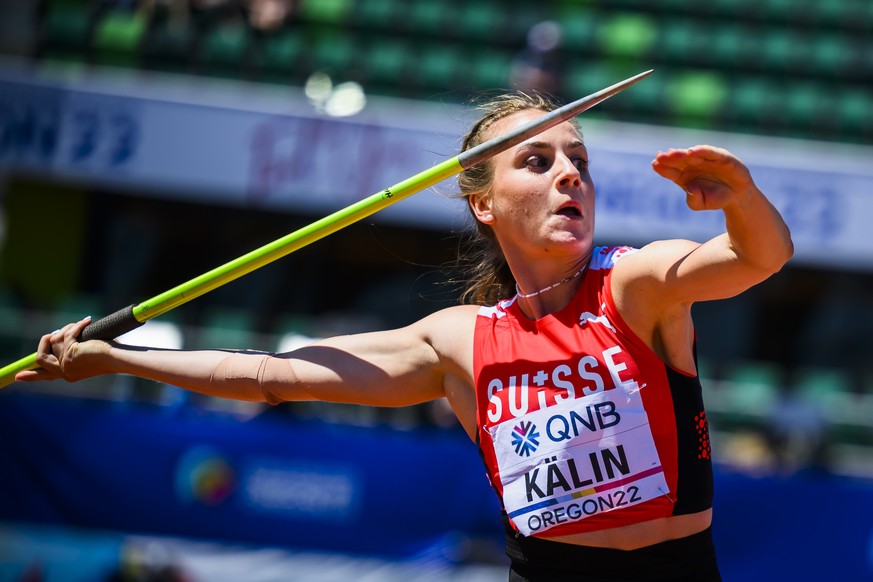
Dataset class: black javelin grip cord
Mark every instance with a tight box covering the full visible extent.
[0,69,653,387]
[78,304,142,343]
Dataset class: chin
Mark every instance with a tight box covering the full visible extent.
[546,235,591,256]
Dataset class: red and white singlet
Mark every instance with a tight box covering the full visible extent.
[474,246,713,538]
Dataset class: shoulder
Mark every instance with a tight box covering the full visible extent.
[474,296,517,320]
[432,303,481,320]
[412,305,479,349]
[591,245,640,270]
[412,304,479,383]
[610,239,703,324]
[611,239,701,282]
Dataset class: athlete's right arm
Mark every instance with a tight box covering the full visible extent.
[15,306,477,408]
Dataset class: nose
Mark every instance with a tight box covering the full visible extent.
[555,155,582,189]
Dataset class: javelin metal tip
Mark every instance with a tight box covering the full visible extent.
[598,68,654,94]
[459,69,654,169]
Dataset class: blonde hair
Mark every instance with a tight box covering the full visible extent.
[456,91,578,305]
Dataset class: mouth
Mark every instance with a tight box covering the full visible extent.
[556,205,582,218]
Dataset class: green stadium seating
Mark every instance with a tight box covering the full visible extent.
[726,360,782,391]
[837,89,872,140]
[808,33,856,78]
[726,76,780,132]
[556,6,598,52]
[657,19,700,66]
[704,0,760,22]
[653,0,707,18]
[300,0,353,25]
[405,0,450,36]
[92,10,147,68]
[362,39,411,90]
[504,5,556,45]
[620,67,665,121]
[665,70,729,127]
[814,0,858,29]
[564,63,623,110]
[755,0,797,24]
[707,23,751,70]
[793,366,872,447]
[757,28,803,74]
[597,12,658,60]
[467,48,513,90]
[141,17,195,73]
[310,31,358,77]
[412,43,464,91]
[712,360,782,429]
[255,30,307,83]
[41,0,92,61]
[454,1,506,43]
[795,366,853,402]
[782,82,830,137]
[24,0,871,144]
[198,19,251,78]
[353,0,402,30]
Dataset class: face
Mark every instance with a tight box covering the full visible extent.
[470,110,595,261]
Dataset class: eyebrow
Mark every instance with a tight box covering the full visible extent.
[517,139,587,152]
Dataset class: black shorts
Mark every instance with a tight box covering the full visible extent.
[505,525,721,582]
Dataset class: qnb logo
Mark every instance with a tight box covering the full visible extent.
[511,421,541,457]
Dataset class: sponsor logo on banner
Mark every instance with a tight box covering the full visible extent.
[240,458,361,523]
[175,445,236,507]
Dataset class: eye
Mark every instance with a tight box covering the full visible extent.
[524,154,550,171]
[573,157,589,172]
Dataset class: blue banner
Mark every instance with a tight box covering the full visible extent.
[1,392,872,580]
[0,393,502,559]
[3,64,873,269]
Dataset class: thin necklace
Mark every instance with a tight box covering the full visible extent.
[515,264,589,299]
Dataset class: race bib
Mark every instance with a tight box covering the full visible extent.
[488,385,668,536]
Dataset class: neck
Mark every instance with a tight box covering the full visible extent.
[515,263,588,299]
[513,260,590,320]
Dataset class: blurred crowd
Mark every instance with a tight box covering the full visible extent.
[127,0,300,32]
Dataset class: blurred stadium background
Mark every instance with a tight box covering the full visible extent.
[0,0,871,580]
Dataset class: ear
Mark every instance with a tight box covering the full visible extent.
[469,191,494,225]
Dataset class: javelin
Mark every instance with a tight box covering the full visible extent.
[0,69,653,388]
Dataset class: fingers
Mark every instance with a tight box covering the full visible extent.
[652,145,753,198]
[655,145,732,161]
[683,186,707,212]
[26,316,93,382]
[650,154,682,182]
[651,147,698,184]
[15,368,55,383]
[652,145,734,173]
[67,316,92,340]
[686,144,737,162]
[34,332,61,377]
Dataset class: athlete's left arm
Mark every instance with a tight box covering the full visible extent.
[623,145,794,305]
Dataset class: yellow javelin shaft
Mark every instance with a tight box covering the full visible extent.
[0,69,653,388]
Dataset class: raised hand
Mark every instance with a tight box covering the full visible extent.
[651,145,758,212]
